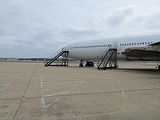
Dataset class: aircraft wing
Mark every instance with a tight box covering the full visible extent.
[150,41,160,46]
[122,42,160,58]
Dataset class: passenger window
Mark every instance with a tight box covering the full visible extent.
[108,44,112,47]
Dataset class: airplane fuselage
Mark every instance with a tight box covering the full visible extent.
[62,35,160,61]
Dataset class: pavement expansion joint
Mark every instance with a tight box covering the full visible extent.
[12,66,38,120]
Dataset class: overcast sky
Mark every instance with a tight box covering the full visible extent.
[0,0,160,58]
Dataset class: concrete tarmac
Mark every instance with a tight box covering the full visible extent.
[0,61,160,120]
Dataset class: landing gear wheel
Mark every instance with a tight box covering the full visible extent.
[79,60,84,67]
[85,61,94,67]
[158,65,160,70]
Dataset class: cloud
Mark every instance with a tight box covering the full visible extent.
[61,29,98,41]
[0,0,160,57]
[106,7,135,27]
[140,12,160,29]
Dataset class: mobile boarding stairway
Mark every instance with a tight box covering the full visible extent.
[44,50,69,67]
[97,48,118,70]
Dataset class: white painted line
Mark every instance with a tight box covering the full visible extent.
[40,79,85,111]
[45,97,61,109]
[65,111,119,119]
[45,81,85,97]
[121,89,126,97]
[41,97,46,108]
[45,91,69,97]
[43,81,83,86]
[0,83,10,92]
[40,79,47,111]
[0,79,14,93]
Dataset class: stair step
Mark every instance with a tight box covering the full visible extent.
[97,48,117,70]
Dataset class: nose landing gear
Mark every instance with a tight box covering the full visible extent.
[79,60,84,67]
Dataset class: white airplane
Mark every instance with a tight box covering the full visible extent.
[45,34,160,70]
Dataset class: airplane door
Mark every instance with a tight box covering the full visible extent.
[112,41,117,49]
[108,41,117,49]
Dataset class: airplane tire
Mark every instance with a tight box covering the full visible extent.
[79,63,83,67]
[85,61,94,67]
[158,65,160,70]
[79,60,84,67]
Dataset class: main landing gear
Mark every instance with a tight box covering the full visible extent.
[158,65,160,70]
[85,61,94,67]
[156,64,160,70]
[79,60,94,67]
